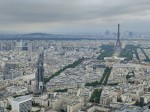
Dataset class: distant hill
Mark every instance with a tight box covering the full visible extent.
[0,33,149,40]
[22,33,53,38]
[0,33,102,40]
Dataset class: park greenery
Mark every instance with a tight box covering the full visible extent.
[32,102,40,107]
[102,67,112,85]
[134,47,140,61]
[54,88,68,92]
[44,57,84,83]
[97,45,114,60]
[85,81,100,87]
[89,89,102,103]
[107,82,118,86]
[96,44,142,62]
[119,45,141,62]
[134,101,146,107]
[140,48,150,62]
[120,45,133,60]
[120,45,140,61]
[120,45,150,63]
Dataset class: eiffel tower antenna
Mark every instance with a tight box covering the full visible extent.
[114,24,122,56]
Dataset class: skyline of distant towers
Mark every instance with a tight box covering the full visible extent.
[114,24,122,56]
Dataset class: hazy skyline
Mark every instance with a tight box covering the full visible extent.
[0,0,150,34]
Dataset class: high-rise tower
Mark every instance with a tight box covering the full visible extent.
[114,24,122,56]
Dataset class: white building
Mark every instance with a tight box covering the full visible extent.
[12,95,32,112]
[6,86,28,94]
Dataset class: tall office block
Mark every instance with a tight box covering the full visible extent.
[12,95,32,112]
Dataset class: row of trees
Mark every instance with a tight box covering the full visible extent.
[133,47,140,61]
[120,45,150,63]
[54,88,68,92]
[134,101,146,107]
[140,48,150,62]
[89,89,102,103]
[85,81,100,87]
[120,45,135,61]
[120,45,140,62]
[102,67,112,85]
[85,67,112,87]
[44,57,84,83]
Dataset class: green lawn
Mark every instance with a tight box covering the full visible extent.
[97,45,114,60]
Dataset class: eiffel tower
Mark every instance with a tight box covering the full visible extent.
[114,24,122,56]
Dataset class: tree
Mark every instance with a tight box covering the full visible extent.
[60,109,66,112]
[90,89,102,103]
[6,105,12,110]
[117,97,122,102]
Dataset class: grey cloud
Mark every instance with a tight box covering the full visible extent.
[0,0,150,32]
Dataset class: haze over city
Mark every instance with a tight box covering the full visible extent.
[0,1,150,112]
[0,0,150,34]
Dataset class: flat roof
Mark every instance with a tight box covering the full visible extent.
[14,95,32,102]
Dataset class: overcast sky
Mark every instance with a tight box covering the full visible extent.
[0,0,150,34]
